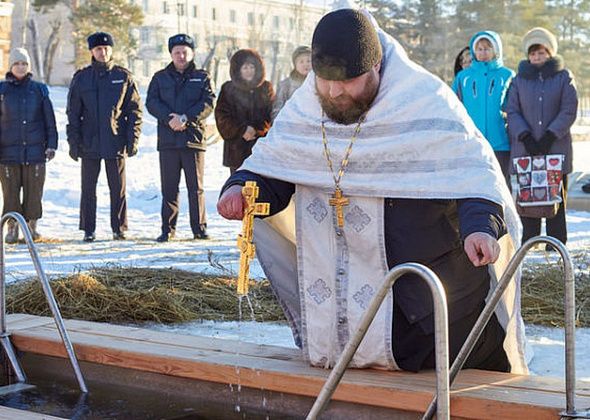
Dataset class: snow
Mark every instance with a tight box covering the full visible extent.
[4,86,590,384]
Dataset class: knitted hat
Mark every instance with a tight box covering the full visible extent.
[291,45,311,66]
[168,33,195,52]
[312,9,382,80]
[87,32,114,50]
[9,48,30,67]
[523,27,558,55]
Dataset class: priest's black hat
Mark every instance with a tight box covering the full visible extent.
[312,9,382,81]
[87,32,114,50]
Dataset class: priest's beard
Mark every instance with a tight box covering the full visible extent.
[315,72,380,125]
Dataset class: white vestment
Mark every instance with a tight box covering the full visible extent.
[243,17,529,373]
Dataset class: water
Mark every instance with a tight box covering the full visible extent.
[0,375,294,420]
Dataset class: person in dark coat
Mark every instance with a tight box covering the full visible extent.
[146,34,215,242]
[271,46,311,121]
[215,49,274,174]
[506,27,578,246]
[217,10,527,374]
[0,48,57,243]
[453,46,471,76]
[67,32,142,242]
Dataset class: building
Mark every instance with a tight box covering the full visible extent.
[10,0,327,87]
[134,0,327,87]
[0,0,14,75]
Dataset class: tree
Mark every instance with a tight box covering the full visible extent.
[70,0,143,68]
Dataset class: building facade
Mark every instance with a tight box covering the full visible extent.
[10,0,326,87]
[0,1,14,75]
[134,0,326,87]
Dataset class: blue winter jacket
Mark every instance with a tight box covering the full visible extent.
[452,31,514,151]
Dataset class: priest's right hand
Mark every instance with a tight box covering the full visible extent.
[217,185,246,220]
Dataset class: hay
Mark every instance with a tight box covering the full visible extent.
[521,252,590,327]
[7,252,589,328]
[6,266,286,325]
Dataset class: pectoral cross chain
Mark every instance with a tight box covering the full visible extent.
[329,187,349,228]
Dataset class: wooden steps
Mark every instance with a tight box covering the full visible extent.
[6,313,590,419]
[0,405,66,420]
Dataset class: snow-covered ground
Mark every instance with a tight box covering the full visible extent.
[4,87,590,383]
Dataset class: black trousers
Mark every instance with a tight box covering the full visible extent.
[521,176,568,244]
[393,299,510,373]
[79,158,127,233]
[0,163,46,220]
[159,149,206,235]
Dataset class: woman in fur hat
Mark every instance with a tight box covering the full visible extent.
[271,46,311,121]
[215,49,275,174]
[0,48,58,243]
[506,27,578,246]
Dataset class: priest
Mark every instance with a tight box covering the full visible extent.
[217,9,528,374]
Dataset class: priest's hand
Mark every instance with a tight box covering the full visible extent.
[464,232,500,267]
[217,185,246,220]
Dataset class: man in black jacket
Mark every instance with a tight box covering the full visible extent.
[146,34,215,242]
[66,32,142,242]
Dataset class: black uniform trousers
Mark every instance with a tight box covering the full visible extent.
[521,176,568,244]
[159,149,206,235]
[79,158,127,234]
[0,163,46,220]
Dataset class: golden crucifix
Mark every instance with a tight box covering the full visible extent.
[329,187,349,228]
[236,181,270,296]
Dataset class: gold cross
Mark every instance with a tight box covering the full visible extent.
[329,187,349,228]
[236,181,270,296]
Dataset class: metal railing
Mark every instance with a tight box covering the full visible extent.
[306,263,449,420]
[0,212,88,393]
[423,235,584,419]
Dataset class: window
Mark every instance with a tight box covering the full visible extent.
[259,14,264,25]
[289,17,294,30]
[140,27,150,44]
[273,15,279,29]
[178,3,185,16]
[143,0,149,12]
[143,60,150,78]
[192,5,197,18]
[230,10,236,23]
[247,12,254,26]
[212,7,217,20]
[162,1,169,14]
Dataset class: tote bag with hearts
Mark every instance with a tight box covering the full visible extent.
[513,154,564,219]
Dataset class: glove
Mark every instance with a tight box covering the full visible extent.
[45,148,56,161]
[127,144,138,157]
[538,130,557,154]
[518,131,540,156]
[68,145,79,161]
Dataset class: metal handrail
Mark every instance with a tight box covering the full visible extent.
[307,263,449,420]
[423,235,576,419]
[0,212,88,393]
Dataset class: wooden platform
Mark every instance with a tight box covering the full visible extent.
[6,313,590,419]
[0,406,65,420]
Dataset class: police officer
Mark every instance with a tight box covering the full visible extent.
[66,32,142,242]
[146,34,215,242]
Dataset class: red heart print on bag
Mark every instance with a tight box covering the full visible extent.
[549,158,560,167]
[517,158,529,170]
